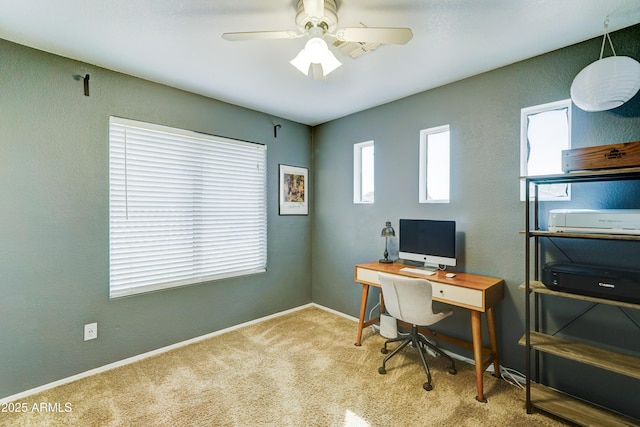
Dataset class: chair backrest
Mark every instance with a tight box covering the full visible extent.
[378,272,451,327]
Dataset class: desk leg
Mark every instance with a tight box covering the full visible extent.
[486,307,500,376]
[470,310,487,403]
[355,284,370,346]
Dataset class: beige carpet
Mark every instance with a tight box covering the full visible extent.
[1,306,568,426]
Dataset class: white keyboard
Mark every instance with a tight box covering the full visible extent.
[399,267,436,276]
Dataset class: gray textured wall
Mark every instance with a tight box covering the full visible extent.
[2,21,640,420]
[0,39,312,398]
[311,25,640,417]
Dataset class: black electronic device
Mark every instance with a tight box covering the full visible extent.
[542,263,640,304]
[398,219,456,268]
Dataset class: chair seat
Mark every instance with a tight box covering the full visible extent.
[377,272,457,391]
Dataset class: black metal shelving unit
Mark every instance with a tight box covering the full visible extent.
[522,167,640,427]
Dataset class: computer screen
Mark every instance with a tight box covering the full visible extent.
[398,219,456,268]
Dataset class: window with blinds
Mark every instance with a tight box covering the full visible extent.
[109,117,267,299]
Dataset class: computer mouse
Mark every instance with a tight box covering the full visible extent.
[445,273,456,278]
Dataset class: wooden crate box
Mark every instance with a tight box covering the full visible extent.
[562,141,640,172]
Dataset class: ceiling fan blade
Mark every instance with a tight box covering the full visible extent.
[336,27,413,45]
[303,0,324,19]
[222,30,301,41]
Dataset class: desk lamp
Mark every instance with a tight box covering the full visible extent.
[379,221,395,263]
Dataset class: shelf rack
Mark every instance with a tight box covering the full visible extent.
[522,167,640,426]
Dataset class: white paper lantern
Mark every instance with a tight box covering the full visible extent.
[570,56,640,112]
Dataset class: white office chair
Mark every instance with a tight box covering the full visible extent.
[377,272,457,391]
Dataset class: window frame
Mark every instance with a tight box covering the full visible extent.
[353,140,374,204]
[419,125,451,204]
[108,117,267,299]
[520,99,572,201]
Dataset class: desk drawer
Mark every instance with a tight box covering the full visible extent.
[356,267,483,310]
[356,267,381,285]
[432,282,482,309]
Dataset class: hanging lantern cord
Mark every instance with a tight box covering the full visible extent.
[599,19,617,60]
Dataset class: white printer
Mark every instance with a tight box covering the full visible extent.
[548,209,640,235]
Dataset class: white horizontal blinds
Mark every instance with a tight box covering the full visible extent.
[109,117,267,298]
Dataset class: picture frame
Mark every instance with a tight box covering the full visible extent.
[279,164,309,215]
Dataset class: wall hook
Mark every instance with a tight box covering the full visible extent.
[83,74,90,96]
[274,124,282,138]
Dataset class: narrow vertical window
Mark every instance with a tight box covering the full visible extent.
[419,125,450,203]
[520,100,571,201]
[354,140,374,204]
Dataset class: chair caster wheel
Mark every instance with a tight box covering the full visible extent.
[448,368,457,375]
[378,367,386,375]
[381,347,388,354]
[423,382,433,391]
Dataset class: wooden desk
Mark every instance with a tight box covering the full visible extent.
[354,261,504,402]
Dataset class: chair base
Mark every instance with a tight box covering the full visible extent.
[378,324,456,391]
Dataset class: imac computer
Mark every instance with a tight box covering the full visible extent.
[398,219,456,270]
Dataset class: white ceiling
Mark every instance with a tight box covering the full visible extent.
[1,0,639,126]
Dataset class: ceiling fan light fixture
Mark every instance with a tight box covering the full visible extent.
[290,49,312,75]
[305,36,328,62]
[290,36,341,77]
[225,0,410,80]
[318,49,341,76]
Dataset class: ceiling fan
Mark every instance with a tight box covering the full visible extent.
[222,0,413,79]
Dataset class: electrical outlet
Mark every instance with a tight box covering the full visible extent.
[84,322,98,341]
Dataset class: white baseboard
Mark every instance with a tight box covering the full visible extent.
[311,302,359,322]
[1,303,316,404]
[1,303,523,404]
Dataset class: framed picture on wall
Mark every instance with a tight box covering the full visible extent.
[279,164,308,215]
